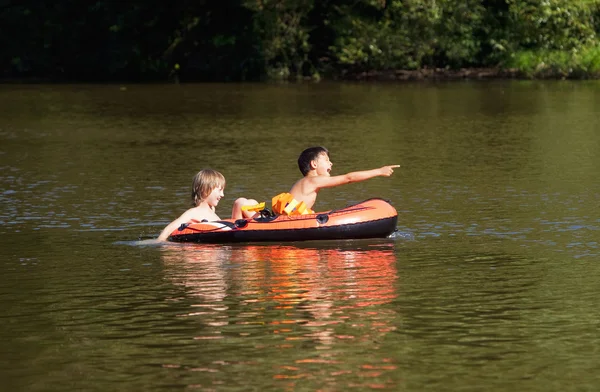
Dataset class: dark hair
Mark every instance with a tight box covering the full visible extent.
[297,146,329,176]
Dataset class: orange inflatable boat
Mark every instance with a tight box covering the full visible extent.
[167,198,398,243]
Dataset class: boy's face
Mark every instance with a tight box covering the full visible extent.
[205,186,225,208]
[313,153,332,176]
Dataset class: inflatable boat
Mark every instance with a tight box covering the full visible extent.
[167,198,398,243]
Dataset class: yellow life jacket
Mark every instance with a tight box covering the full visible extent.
[271,193,314,216]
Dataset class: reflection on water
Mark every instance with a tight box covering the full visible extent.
[160,243,401,389]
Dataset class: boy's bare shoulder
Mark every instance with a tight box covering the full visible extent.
[291,175,319,191]
[177,207,199,221]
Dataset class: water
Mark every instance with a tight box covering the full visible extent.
[1,82,599,391]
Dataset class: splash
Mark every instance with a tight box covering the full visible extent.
[388,230,415,241]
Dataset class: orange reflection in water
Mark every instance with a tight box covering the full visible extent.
[246,245,398,307]
[160,242,398,326]
[160,242,401,389]
[235,244,401,389]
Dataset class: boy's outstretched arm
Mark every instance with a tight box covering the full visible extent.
[313,165,400,189]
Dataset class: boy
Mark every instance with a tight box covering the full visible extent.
[157,169,257,241]
[289,146,399,210]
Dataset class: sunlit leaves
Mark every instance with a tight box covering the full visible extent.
[2,0,600,80]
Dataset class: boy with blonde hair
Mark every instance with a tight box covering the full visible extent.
[158,169,257,241]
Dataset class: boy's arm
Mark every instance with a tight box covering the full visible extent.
[312,165,400,190]
[157,209,201,241]
[157,219,183,241]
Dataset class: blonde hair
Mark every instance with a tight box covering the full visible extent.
[191,169,226,206]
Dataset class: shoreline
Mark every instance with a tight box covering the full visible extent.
[340,66,600,81]
[340,67,522,81]
[2,67,598,84]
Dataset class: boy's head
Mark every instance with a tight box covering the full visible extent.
[191,169,226,206]
[298,146,329,176]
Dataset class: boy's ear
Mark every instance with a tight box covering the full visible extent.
[310,159,318,170]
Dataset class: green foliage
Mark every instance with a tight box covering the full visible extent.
[433,0,486,67]
[242,0,314,80]
[328,0,440,70]
[507,45,600,78]
[2,0,600,80]
[507,0,598,50]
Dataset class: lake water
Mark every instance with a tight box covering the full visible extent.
[1,82,599,391]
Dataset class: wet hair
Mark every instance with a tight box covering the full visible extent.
[191,169,226,207]
[297,146,329,176]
